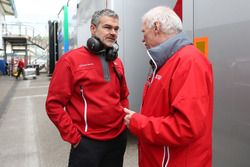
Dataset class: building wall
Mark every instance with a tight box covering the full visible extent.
[189,0,250,166]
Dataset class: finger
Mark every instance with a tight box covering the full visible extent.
[124,114,129,121]
[124,115,130,126]
[123,107,130,114]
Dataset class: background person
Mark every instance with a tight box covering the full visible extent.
[16,58,24,79]
[46,9,129,167]
[124,6,214,167]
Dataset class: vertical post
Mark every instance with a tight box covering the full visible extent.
[19,22,21,36]
[2,23,4,35]
[33,27,34,38]
[54,22,59,61]
[48,20,58,76]
[4,40,7,61]
[64,5,69,53]
[25,26,27,36]
[25,39,28,66]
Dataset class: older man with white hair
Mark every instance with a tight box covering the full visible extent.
[124,6,214,167]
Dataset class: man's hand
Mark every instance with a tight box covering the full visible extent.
[124,108,136,128]
[73,141,80,149]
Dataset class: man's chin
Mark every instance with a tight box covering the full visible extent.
[104,42,115,48]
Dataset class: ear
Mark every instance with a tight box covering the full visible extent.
[90,24,97,34]
[153,21,161,34]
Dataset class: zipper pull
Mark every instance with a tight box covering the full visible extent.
[80,85,83,94]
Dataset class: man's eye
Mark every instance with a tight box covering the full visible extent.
[104,26,112,30]
[103,26,119,32]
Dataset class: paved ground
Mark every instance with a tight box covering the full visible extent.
[0,73,138,167]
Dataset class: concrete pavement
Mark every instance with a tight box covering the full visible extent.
[0,73,138,167]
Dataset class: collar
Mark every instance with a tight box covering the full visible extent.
[147,32,192,70]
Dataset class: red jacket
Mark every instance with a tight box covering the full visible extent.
[46,47,129,144]
[18,60,24,69]
[129,45,213,167]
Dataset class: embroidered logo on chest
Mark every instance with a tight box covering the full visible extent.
[79,63,94,67]
[155,74,162,80]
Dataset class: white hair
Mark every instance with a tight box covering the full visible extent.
[142,6,183,35]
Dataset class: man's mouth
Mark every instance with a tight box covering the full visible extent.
[106,38,115,42]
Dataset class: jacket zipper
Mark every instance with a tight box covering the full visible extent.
[80,85,88,132]
[162,146,170,167]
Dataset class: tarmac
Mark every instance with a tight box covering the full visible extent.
[0,73,138,167]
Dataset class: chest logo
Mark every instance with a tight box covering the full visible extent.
[79,63,94,67]
[155,74,162,80]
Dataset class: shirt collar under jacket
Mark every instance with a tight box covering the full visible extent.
[147,31,193,70]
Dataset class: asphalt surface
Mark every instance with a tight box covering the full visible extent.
[0,73,138,167]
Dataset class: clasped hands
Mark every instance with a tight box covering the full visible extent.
[123,108,136,128]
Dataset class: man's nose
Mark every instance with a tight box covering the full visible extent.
[110,28,118,35]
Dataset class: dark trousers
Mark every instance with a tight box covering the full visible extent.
[16,68,23,79]
[68,130,127,167]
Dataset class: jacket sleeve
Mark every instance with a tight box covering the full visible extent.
[129,57,213,146]
[45,58,81,145]
[119,61,129,108]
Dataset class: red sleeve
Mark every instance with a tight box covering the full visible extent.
[129,56,213,146]
[117,59,129,108]
[45,58,81,144]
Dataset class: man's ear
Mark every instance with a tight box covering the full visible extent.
[90,24,97,34]
[153,21,161,33]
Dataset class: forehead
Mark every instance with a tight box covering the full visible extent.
[99,16,119,26]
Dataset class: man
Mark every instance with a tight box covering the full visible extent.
[46,9,129,167]
[124,6,213,167]
[16,58,24,79]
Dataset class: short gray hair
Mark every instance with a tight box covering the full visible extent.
[142,6,183,35]
[91,9,119,26]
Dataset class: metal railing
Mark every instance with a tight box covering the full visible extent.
[1,22,49,73]
[2,22,48,49]
[2,22,37,37]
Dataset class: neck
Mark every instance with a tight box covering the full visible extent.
[156,32,176,46]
